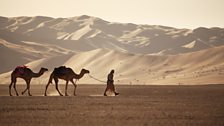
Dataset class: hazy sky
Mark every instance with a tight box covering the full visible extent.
[0,0,224,28]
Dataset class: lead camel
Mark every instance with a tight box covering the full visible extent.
[44,66,90,96]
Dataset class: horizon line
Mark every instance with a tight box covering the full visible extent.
[1,14,224,29]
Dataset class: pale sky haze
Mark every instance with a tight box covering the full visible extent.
[0,0,224,28]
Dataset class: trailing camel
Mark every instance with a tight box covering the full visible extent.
[9,66,48,96]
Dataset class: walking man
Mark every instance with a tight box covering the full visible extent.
[104,69,119,96]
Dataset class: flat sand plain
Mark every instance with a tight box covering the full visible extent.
[0,84,224,126]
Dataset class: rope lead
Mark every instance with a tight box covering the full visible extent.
[88,74,107,83]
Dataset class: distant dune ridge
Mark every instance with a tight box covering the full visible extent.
[0,15,224,85]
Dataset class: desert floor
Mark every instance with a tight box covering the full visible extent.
[0,84,224,126]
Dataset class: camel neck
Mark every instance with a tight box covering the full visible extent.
[32,70,44,78]
[74,70,85,79]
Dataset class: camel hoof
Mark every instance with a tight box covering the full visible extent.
[65,94,69,96]
[28,94,32,96]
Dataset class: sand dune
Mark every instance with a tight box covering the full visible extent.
[0,15,223,85]
[1,15,224,54]
[0,38,73,73]
[0,46,224,85]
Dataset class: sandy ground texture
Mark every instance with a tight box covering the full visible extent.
[0,84,224,126]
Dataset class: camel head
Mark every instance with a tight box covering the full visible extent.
[40,67,48,73]
[81,68,90,74]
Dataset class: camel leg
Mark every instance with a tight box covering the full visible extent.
[9,73,16,96]
[45,73,54,96]
[9,77,16,96]
[9,82,13,96]
[27,79,32,96]
[65,81,69,96]
[54,78,63,96]
[71,79,77,96]
[44,82,51,96]
[9,76,15,96]
[22,79,29,95]
[21,85,28,95]
[13,83,19,96]
[22,79,32,96]
[12,78,19,96]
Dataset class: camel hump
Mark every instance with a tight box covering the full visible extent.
[16,65,28,69]
[15,65,28,75]
[54,66,68,76]
[58,66,66,69]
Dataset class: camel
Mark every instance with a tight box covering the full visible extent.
[9,66,48,96]
[44,66,90,96]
